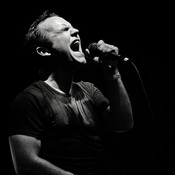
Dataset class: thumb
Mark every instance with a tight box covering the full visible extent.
[85,48,100,63]
[85,48,92,61]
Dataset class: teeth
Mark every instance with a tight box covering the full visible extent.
[74,40,79,44]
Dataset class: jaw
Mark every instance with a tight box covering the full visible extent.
[70,49,87,64]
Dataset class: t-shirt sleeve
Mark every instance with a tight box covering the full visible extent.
[79,81,109,114]
[8,91,46,139]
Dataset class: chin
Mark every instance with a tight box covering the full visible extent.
[71,51,86,63]
[78,57,87,64]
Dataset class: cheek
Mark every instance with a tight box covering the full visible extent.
[52,39,70,53]
[50,36,72,62]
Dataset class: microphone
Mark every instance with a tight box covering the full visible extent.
[88,42,129,62]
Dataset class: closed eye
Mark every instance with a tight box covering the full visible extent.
[61,27,69,32]
[56,27,70,34]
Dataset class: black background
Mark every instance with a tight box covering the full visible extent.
[3,1,174,174]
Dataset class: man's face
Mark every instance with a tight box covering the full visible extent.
[38,16,87,66]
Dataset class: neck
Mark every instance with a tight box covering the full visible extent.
[45,70,74,95]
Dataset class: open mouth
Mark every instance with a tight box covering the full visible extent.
[69,39,86,62]
[70,40,80,52]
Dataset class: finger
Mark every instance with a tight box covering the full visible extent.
[93,56,100,63]
[85,48,90,55]
[97,40,118,54]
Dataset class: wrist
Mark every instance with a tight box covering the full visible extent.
[104,72,121,81]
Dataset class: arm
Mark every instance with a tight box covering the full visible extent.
[102,68,133,132]
[8,135,75,175]
[86,40,134,132]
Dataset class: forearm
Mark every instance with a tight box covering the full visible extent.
[86,39,133,131]
[103,69,134,132]
[16,155,75,175]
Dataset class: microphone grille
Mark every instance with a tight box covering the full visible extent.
[88,42,98,57]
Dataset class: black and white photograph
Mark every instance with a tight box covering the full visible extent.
[3,1,174,175]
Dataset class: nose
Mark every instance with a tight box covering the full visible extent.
[70,27,79,36]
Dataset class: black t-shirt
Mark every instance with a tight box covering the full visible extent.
[9,80,110,175]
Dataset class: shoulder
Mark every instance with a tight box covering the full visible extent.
[11,81,45,107]
[75,81,96,90]
[74,81,100,97]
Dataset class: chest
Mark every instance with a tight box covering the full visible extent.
[46,94,98,130]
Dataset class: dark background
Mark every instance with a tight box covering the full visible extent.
[3,1,174,174]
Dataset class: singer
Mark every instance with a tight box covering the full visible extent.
[8,10,134,175]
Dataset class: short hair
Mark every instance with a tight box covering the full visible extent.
[24,10,59,80]
[25,10,58,54]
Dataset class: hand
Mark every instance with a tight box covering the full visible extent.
[85,40,120,67]
[85,40,120,77]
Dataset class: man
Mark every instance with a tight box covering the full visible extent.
[8,10,133,175]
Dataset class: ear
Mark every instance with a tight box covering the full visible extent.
[36,47,51,56]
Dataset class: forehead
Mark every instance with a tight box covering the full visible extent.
[39,16,71,30]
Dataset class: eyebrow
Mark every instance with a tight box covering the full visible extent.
[44,22,74,37]
[61,23,73,28]
[55,23,74,33]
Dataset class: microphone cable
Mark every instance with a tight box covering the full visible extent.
[123,58,154,121]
